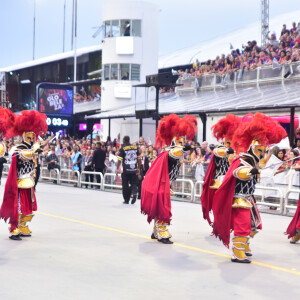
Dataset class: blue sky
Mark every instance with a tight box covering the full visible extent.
[1,0,300,68]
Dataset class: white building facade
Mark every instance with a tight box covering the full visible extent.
[101,1,159,141]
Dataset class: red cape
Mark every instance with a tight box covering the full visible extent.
[285,199,300,239]
[0,154,19,229]
[212,158,241,248]
[200,154,216,225]
[141,151,172,224]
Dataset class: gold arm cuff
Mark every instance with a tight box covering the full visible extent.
[213,147,227,158]
[169,147,184,158]
[233,166,252,180]
[232,197,252,209]
[20,150,34,160]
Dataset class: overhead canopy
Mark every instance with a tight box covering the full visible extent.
[86,79,300,120]
[85,105,136,119]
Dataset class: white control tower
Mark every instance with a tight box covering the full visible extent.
[101,1,159,141]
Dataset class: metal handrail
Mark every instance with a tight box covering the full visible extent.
[60,169,80,186]
[171,178,194,202]
[40,167,60,184]
[176,62,300,93]
[193,180,204,203]
[80,171,104,190]
[103,173,122,189]
[254,185,284,215]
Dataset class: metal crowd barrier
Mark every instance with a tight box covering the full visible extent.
[171,178,194,201]
[80,171,103,190]
[103,173,122,190]
[1,162,300,215]
[40,167,60,184]
[3,163,10,176]
[59,169,80,187]
[284,170,300,215]
[193,180,204,203]
[254,185,284,215]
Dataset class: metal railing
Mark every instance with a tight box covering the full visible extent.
[254,185,284,215]
[40,167,60,184]
[80,171,103,189]
[59,169,80,186]
[103,173,122,190]
[193,180,204,203]
[284,170,300,215]
[2,162,300,215]
[176,62,300,94]
[171,178,195,201]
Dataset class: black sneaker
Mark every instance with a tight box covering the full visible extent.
[131,197,137,204]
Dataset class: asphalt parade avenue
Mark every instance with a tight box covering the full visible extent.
[0,179,299,300]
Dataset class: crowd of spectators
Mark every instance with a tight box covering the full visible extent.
[176,22,300,79]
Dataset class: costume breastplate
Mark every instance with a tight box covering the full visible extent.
[168,155,181,183]
[234,175,257,196]
[234,156,258,196]
[214,156,229,179]
[16,149,36,189]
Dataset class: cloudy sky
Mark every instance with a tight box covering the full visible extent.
[1,0,300,68]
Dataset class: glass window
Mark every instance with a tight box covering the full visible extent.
[111,64,118,80]
[120,64,130,80]
[104,20,111,38]
[132,20,141,37]
[131,64,140,81]
[104,65,110,80]
[111,20,120,37]
[120,20,131,36]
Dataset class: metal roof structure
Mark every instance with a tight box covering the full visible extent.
[0,45,102,72]
[86,77,300,120]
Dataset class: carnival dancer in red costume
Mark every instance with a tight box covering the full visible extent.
[0,110,47,240]
[200,114,240,226]
[212,113,286,263]
[285,200,300,243]
[141,114,197,244]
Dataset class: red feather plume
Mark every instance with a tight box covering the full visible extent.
[177,115,197,140]
[0,107,17,139]
[13,110,48,137]
[232,112,287,153]
[212,114,241,142]
[155,114,197,147]
[155,114,181,148]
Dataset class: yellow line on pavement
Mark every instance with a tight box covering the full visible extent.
[37,211,300,276]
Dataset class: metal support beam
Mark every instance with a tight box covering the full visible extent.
[290,107,295,146]
[155,86,160,129]
[261,0,269,48]
[139,118,143,137]
[199,113,207,142]
[108,118,111,138]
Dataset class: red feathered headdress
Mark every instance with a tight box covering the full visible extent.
[0,107,17,139]
[155,114,197,148]
[13,110,48,137]
[232,112,287,154]
[212,114,241,142]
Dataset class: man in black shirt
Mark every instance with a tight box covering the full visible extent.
[46,148,60,171]
[116,136,140,204]
[92,142,106,185]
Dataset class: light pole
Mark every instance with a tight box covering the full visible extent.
[74,0,77,83]
[33,0,36,60]
[63,0,66,52]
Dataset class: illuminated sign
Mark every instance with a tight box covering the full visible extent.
[46,117,69,127]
